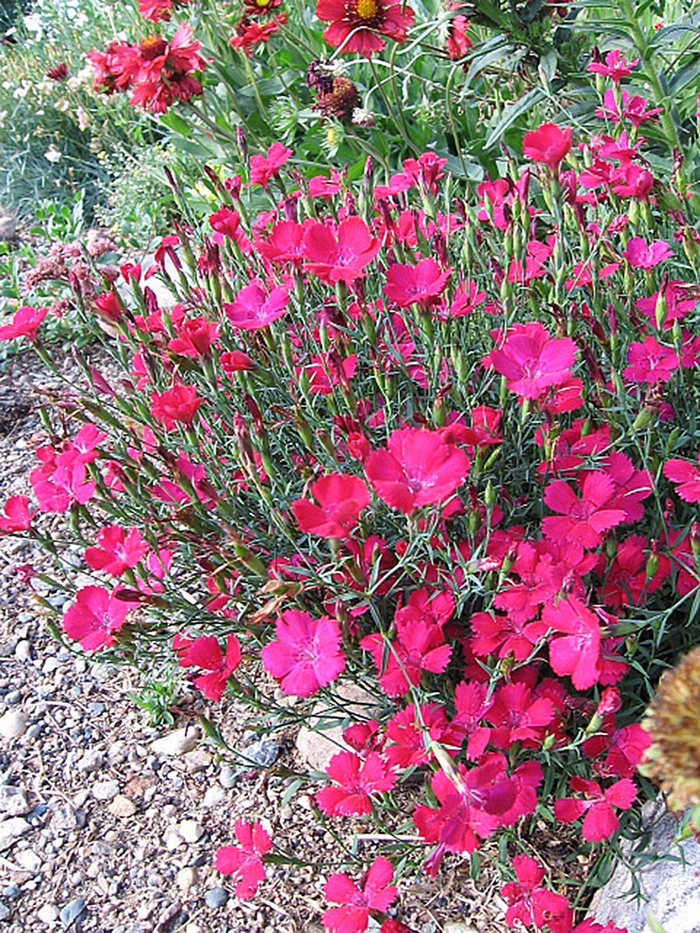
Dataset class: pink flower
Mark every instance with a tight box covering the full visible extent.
[214,820,272,899]
[501,855,573,933]
[151,384,201,429]
[522,123,572,172]
[0,306,49,342]
[543,472,627,551]
[624,336,679,385]
[174,633,242,701]
[292,473,370,539]
[542,595,601,690]
[249,142,292,188]
[317,750,396,817]
[485,323,577,401]
[303,217,380,285]
[224,280,289,330]
[261,610,345,697]
[554,776,636,842]
[361,620,452,697]
[623,237,672,269]
[364,427,469,514]
[587,49,639,83]
[323,857,397,933]
[84,526,149,576]
[383,259,451,309]
[0,496,33,534]
[316,0,415,58]
[664,454,700,502]
[63,585,138,652]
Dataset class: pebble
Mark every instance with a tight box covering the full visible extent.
[15,848,41,872]
[151,729,198,757]
[38,904,60,924]
[0,903,9,921]
[204,887,228,909]
[218,765,236,789]
[0,817,30,850]
[60,897,86,928]
[0,710,28,739]
[202,786,226,808]
[4,690,21,706]
[2,885,19,899]
[77,750,104,774]
[182,749,211,772]
[176,867,198,893]
[0,785,30,816]
[178,819,204,844]
[14,641,31,662]
[164,828,183,851]
[92,780,119,801]
[108,796,137,819]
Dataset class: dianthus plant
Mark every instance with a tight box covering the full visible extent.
[2,69,700,932]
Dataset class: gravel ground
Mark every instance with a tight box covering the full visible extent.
[0,349,509,933]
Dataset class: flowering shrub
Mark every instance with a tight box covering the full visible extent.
[3,46,700,931]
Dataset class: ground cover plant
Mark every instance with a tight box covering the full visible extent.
[2,0,700,930]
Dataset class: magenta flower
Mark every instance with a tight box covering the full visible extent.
[554,776,636,843]
[665,455,700,502]
[249,142,292,189]
[317,750,396,817]
[485,323,577,401]
[624,336,679,385]
[383,259,451,309]
[364,427,469,514]
[587,49,639,83]
[0,496,33,534]
[361,619,452,697]
[542,595,601,690]
[224,280,289,330]
[323,857,397,933]
[214,820,273,899]
[595,89,663,127]
[522,123,572,172]
[84,525,149,576]
[261,610,345,697]
[168,317,220,357]
[174,633,242,701]
[501,855,573,933]
[63,585,138,652]
[543,472,627,551]
[292,473,370,540]
[623,237,672,270]
[303,217,380,285]
[0,305,49,343]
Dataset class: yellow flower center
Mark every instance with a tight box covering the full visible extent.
[355,0,378,20]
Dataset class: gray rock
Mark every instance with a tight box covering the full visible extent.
[77,750,104,774]
[0,817,30,850]
[590,798,700,933]
[0,786,30,816]
[151,728,198,757]
[0,902,9,921]
[0,711,28,739]
[218,765,236,789]
[204,887,228,909]
[202,786,226,808]
[37,904,60,924]
[92,780,119,801]
[60,897,87,928]
[178,819,204,844]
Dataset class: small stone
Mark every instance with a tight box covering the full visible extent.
[204,888,228,909]
[0,817,30,850]
[0,903,9,921]
[164,828,183,851]
[178,819,204,844]
[2,885,19,899]
[92,780,119,801]
[42,658,61,675]
[202,786,226,808]
[218,765,236,789]
[108,795,137,819]
[59,897,86,928]
[151,728,198,757]
[0,711,28,739]
[185,926,201,933]
[14,641,31,662]
[0,786,30,816]
[176,867,198,893]
[182,749,211,772]
[15,848,41,872]
[38,904,60,924]
[78,750,104,774]
[4,691,21,706]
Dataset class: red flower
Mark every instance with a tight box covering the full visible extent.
[303,217,380,284]
[224,280,289,330]
[554,776,636,843]
[361,619,452,697]
[0,496,33,534]
[485,323,577,401]
[261,610,345,697]
[63,585,138,652]
[168,317,220,358]
[174,634,242,701]
[84,526,149,576]
[384,259,451,309]
[664,454,700,502]
[365,427,469,514]
[230,14,287,54]
[543,472,627,552]
[0,306,49,343]
[501,855,573,933]
[323,857,397,933]
[317,750,396,816]
[316,0,415,57]
[249,142,293,188]
[522,123,572,172]
[542,596,601,690]
[292,473,370,539]
[624,336,678,385]
[214,820,272,899]
[151,384,201,429]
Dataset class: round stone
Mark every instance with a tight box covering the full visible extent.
[204,887,228,909]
